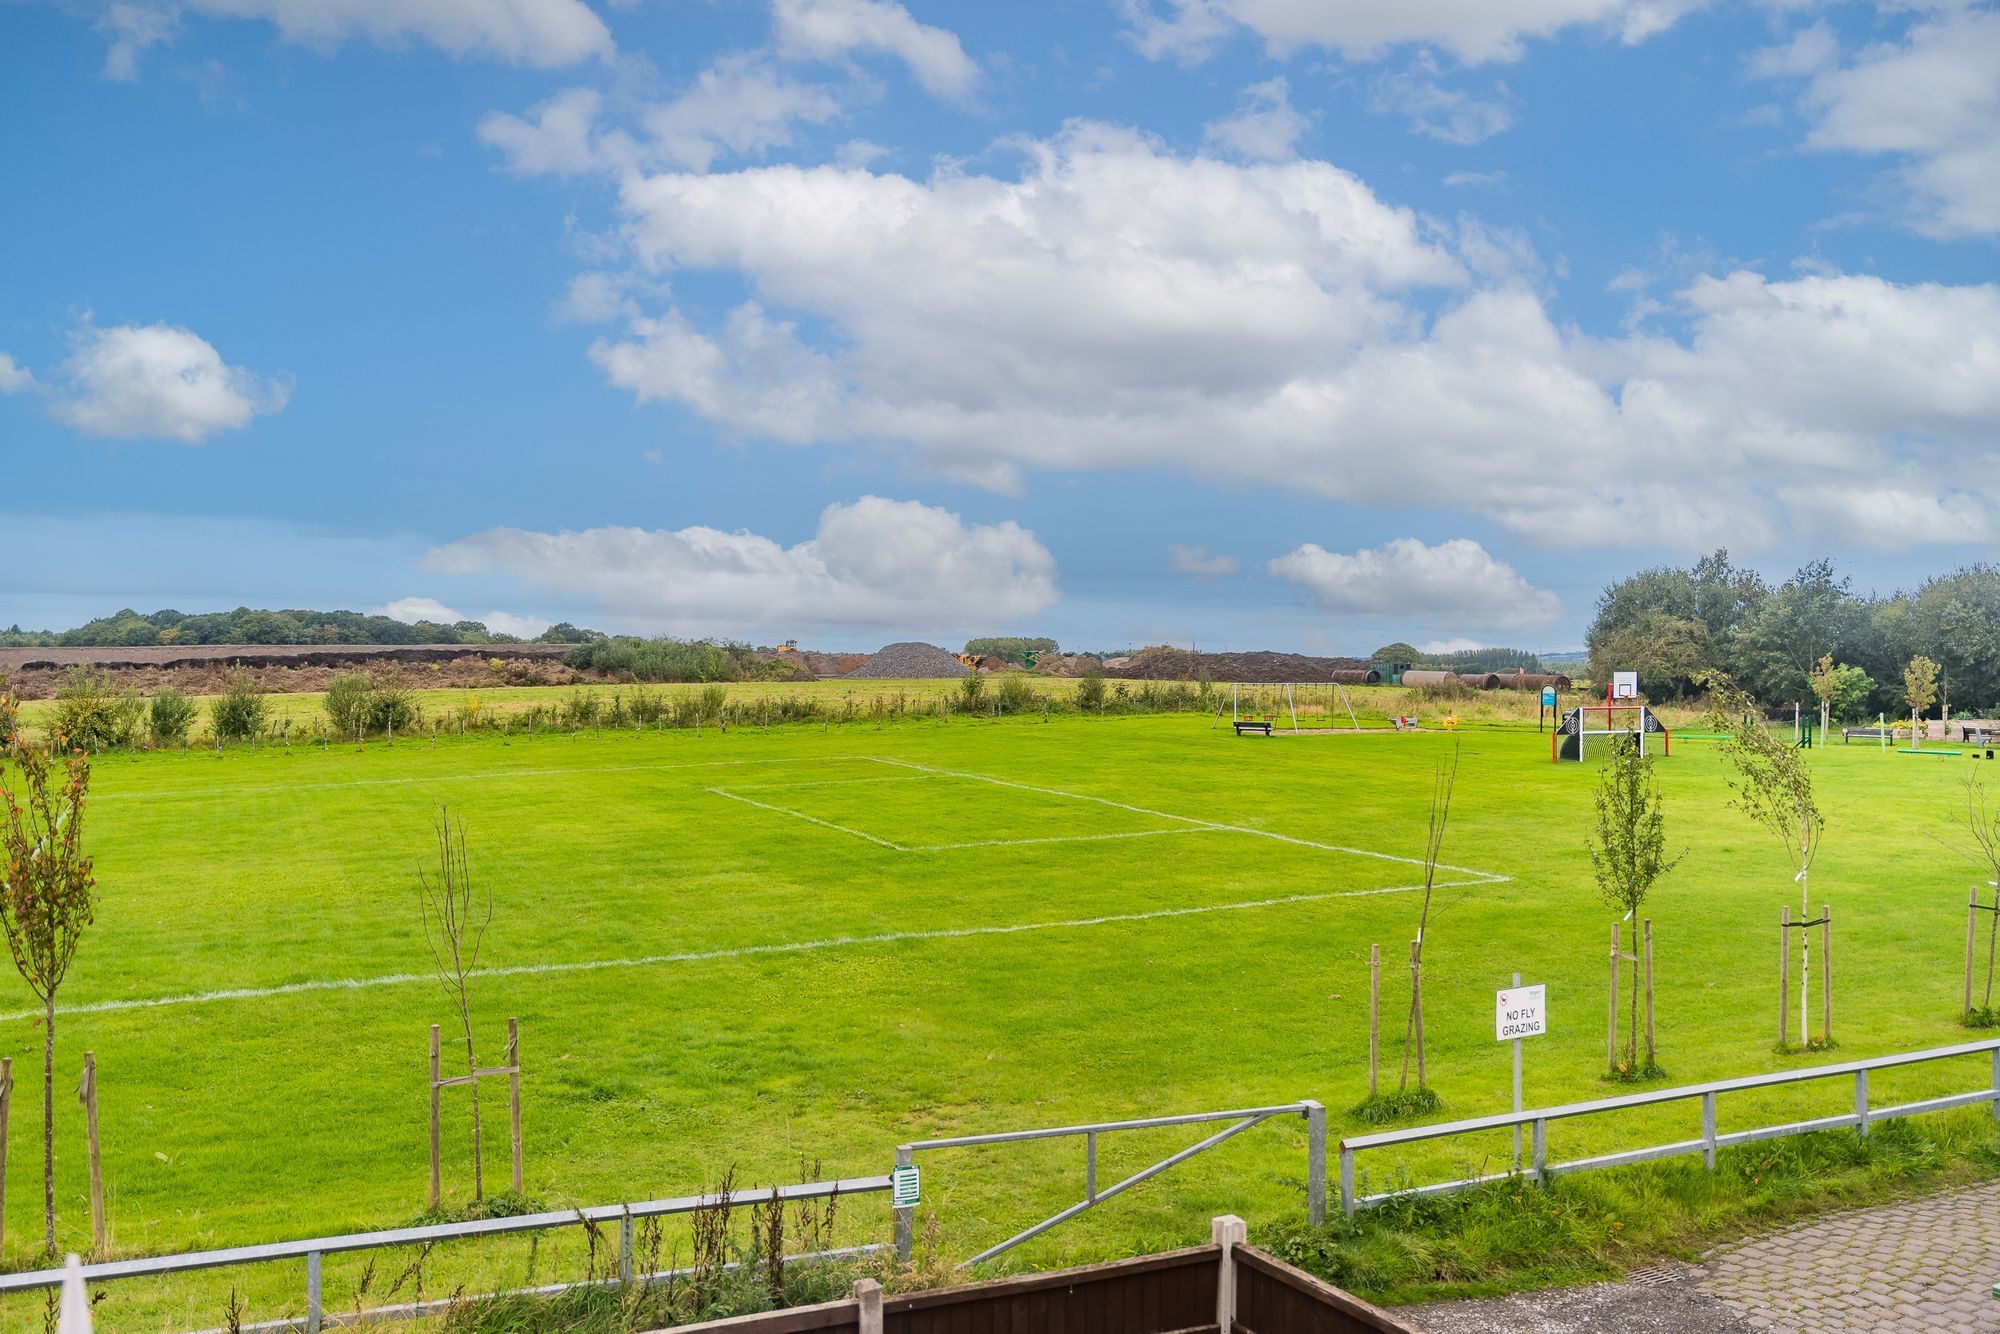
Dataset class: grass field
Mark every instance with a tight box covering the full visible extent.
[3,703,1996,1329]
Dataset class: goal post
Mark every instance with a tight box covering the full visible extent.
[1553,702,1670,762]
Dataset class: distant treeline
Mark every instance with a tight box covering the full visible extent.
[561,637,807,683]
[1587,552,2000,713]
[1368,642,1547,674]
[962,636,1059,660]
[0,607,602,648]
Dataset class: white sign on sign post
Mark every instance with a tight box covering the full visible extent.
[1496,978,1547,1172]
[1496,984,1547,1040]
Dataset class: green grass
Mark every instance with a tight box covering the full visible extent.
[1,706,1996,1328]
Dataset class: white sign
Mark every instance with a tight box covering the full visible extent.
[1612,671,1639,700]
[1496,984,1547,1041]
[891,1164,921,1209]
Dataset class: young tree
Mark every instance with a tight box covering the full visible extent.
[1943,770,2000,1014]
[1399,746,1461,1094]
[420,806,493,1199]
[1588,734,1684,1072]
[0,724,97,1255]
[1706,677,1825,1045]
[1905,655,1941,749]
[1808,654,1839,747]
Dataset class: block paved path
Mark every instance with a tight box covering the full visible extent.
[1407,1180,2000,1333]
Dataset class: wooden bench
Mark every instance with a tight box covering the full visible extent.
[1233,719,1274,736]
[1843,728,1893,743]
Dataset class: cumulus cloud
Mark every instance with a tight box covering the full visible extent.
[49,322,290,443]
[1169,545,1242,577]
[480,56,843,177]
[0,353,33,394]
[568,121,2000,552]
[426,497,1058,635]
[1268,537,1561,634]
[377,596,552,638]
[771,0,979,100]
[1788,7,2000,237]
[1203,77,1310,160]
[1119,0,1710,66]
[1369,60,1515,144]
[96,3,177,80]
[181,0,611,67]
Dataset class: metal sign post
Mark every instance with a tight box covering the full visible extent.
[1496,974,1547,1172]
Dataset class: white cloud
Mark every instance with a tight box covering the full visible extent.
[481,56,842,178]
[376,597,551,638]
[96,3,177,80]
[1790,7,2000,236]
[642,53,843,171]
[1119,0,1711,66]
[1747,21,1836,79]
[50,322,290,443]
[572,123,2000,553]
[427,497,1058,635]
[181,0,611,67]
[1370,59,1515,144]
[1443,169,1508,188]
[1268,537,1561,633]
[0,353,33,394]
[771,0,979,100]
[378,596,462,624]
[1169,545,1242,577]
[1203,77,1310,160]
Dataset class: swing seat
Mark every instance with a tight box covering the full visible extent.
[1232,720,1274,736]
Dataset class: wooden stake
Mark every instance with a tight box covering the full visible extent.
[429,1024,443,1209]
[0,1057,11,1256]
[1779,905,1791,1048]
[1607,921,1621,1070]
[1822,905,1832,1044]
[79,1051,104,1256]
[1968,885,1979,1015]
[508,1018,523,1196]
[1643,919,1656,1067]
[1367,945,1380,1099]
[1410,938,1426,1086]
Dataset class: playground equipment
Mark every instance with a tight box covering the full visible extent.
[1554,703,1669,761]
[1218,682,1366,734]
[1553,671,1668,761]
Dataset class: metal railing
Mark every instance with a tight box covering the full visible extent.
[0,1176,891,1333]
[896,1099,1325,1267]
[1339,1038,2000,1214]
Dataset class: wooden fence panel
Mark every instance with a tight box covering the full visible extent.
[885,1245,1217,1334]
[1234,1248,1418,1334]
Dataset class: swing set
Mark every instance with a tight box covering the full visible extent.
[1216,682,1367,736]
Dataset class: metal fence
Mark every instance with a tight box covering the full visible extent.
[894,1099,1326,1266]
[0,1177,891,1333]
[1338,1037,2000,1214]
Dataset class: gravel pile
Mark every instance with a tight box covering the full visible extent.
[844,642,971,679]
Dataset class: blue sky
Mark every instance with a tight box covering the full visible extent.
[3,0,1995,653]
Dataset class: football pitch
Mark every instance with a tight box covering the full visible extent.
[3,708,1994,1327]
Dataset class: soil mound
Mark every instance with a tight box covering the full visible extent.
[845,642,971,679]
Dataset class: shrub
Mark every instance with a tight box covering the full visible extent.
[147,687,198,745]
[1076,665,1107,712]
[324,672,373,738]
[51,667,145,750]
[368,671,420,734]
[996,674,1035,714]
[559,689,600,730]
[209,667,268,741]
[958,673,986,711]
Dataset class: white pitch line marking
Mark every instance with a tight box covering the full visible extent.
[703,787,908,849]
[904,828,1224,852]
[91,755,863,802]
[0,879,1496,1024]
[866,757,1510,883]
[721,774,948,793]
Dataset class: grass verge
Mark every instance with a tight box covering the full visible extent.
[1259,1108,2000,1306]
